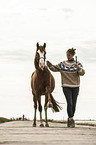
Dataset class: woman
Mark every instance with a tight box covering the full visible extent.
[47,48,85,127]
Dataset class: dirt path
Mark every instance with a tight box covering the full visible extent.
[0,121,96,145]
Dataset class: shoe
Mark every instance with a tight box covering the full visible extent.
[67,118,75,128]
[67,118,70,127]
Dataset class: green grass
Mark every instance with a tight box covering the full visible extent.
[0,117,9,124]
[76,123,96,127]
[45,119,96,127]
[0,117,96,127]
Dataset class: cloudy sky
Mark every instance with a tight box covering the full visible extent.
[0,0,96,120]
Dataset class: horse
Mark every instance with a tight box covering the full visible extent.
[31,42,62,127]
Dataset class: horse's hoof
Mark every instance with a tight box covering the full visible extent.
[45,123,49,127]
[33,123,36,127]
[40,123,44,127]
[47,103,53,108]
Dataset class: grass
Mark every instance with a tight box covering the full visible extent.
[76,122,96,127]
[0,117,9,124]
[0,117,96,127]
[0,117,29,124]
[46,119,96,127]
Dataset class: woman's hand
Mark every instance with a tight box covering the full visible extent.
[47,60,51,66]
[74,63,81,71]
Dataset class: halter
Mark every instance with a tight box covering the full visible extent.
[37,50,46,70]
[37,50,46,62]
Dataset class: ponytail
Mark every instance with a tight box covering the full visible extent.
[67,48,76,56]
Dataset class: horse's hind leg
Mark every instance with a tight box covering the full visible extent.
[44,95,49,127]
[46,87,53,108]
[38,97,44,127]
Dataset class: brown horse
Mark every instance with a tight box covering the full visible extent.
[31,42,62,127]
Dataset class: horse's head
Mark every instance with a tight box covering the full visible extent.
[36,42,46,70]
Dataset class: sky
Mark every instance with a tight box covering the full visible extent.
[0,0,96,120]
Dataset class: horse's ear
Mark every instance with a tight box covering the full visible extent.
[43,43,46,49]
[36,42,39,50]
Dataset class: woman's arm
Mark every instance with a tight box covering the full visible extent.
[47,61,61,72]
[75,63,85,76]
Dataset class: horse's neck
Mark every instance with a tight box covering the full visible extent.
[36,66,48,75]
[34,54,39,70]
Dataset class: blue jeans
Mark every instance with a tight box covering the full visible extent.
[63,87,79,118]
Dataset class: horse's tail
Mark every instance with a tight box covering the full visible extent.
[50,94,63,112]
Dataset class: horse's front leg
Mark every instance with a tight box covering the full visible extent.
[38,97,44,127]
[33,95,37,127]
[33,107,37,127]
[44,95,49,127]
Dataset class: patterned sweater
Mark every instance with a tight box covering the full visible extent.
[47,60,85,88]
